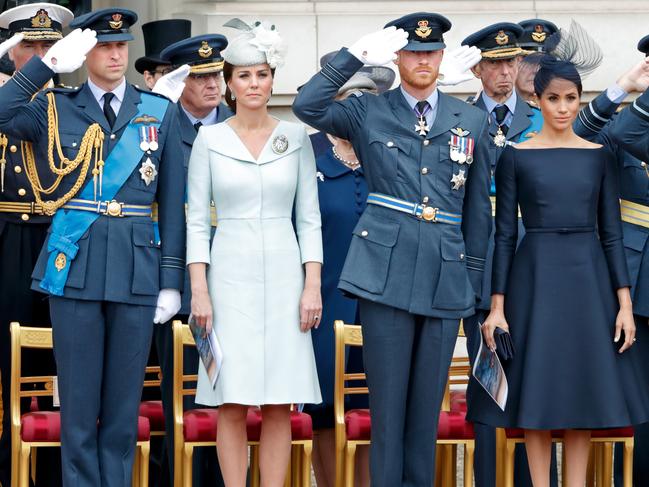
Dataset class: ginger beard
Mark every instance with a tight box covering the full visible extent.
[395,49,443,89]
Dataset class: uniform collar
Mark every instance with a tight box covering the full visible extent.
[180,104,218,126]
[87,76,126,105]
[399,85,439,113]
[481,90,517,118]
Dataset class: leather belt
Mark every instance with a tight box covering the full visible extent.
[152,203,218,227]
[0,201,45,214]
[367,193,462,225]
[620,199,649,229]
[63,198,152,217]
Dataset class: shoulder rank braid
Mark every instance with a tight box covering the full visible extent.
[23,91,105,216]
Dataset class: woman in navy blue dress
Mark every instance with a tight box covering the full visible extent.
[304,66,393,487]
[471,57,649,487]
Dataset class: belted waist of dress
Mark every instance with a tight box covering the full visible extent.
[63,198,153,218]
[152,202,217,227]
[489,196,522,218]
[620,199,649,230]
[525,226,595,234]
[0,201,45,214]
[367,193,462,225]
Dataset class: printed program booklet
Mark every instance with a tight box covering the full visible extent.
[472,327,509,411]
[188,314,223,389]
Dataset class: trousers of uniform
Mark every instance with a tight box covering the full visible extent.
[0,222,61,487]
[154,318,225,487]
[358,299,458,487]
[464,312,559,487]
[50,297,154,487]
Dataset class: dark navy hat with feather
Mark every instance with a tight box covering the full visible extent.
[384,12,451,51]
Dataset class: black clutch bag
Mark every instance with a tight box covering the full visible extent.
[494,328,515,361]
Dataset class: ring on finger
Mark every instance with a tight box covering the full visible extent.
[313,315,319,321]
[633,338,637,342]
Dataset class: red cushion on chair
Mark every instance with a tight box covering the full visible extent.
[438,411,474,439]
[184,408,219,442]
[345,409,371,441]
[590,427,635,438]
[449,390,467,413]
[21,411,61,442]
[139,400,165,432]
[137,416,151,441]
[246,408,312,441]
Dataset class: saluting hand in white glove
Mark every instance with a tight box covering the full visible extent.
[153,288,182,324]
[42,28,97,74]
[153,64,190,103]
[438,46,482,86]
[0,33,24,60]
[348,26,409,66]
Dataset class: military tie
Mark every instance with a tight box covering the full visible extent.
[493,104,509,135]
[414,100,431,136]
[103,92,117,129]
[193,121,203,132]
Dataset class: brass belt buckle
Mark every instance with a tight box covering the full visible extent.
[421,206,438,222]
[105,200,123,217]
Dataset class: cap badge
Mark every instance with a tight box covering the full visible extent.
[495,30,509,46]
[415,19,432,39]
[271,134,289,154]
[109,13,123,30]
[531,25,547,43]
[31,9,52,28]
[198,41,213,59]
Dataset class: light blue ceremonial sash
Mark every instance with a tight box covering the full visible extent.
[40,93,168,296]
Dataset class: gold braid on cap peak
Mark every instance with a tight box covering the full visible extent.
[481,47,527,59]
[20,31,63,41]
[189,61,225,74]
[23,92,105,216]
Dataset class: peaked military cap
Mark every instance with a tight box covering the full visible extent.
[135,19,192,74]
[0,2,73,41]
[70,8,137,42]
[320,51,395,93]
[638,34,649,56]
[518,19,558,52]
[161,34,228,75]
[462,22,526,59]
[384,12,451,51]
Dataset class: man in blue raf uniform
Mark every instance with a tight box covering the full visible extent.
[515,19,558,102]
[0,3,73,486]
[135,19,192,91]
[0,8,186,487]
[155,33,233,487]
[293,13,492,486]
[461,21,549,487]
[573,37,649,486]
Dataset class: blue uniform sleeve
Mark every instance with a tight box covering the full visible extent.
[609,89,649,161]
[491,147,518,295]
[292,48,367,141]
[462,114,492,299]
[157,103,187,291]
[574,90,621,140]
[0,56,53,140]
[599,148,631,290]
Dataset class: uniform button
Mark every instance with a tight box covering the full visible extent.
[460,253,465,260]
[423,140,430,146]
[386,141,394,148]
[21,213,29,221]
[110,134,116,140]
[14,165,22,173]
[18,188,26,196]
[423,196,429,203]
[421,167,429,175]
[361,230,369,237]
[72,142,77,147]
[9,145,17,153]
[642,162,647,167]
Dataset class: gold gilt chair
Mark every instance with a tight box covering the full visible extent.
[10,322,150,487]
[334,320,475,487]
[171,320,313,487]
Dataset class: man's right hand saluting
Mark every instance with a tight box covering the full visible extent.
[42,28,97,73]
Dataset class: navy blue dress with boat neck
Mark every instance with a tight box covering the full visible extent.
[468,146,649,429]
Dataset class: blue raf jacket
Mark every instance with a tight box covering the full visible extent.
[575,89,649,318]
[293,49,492,319]
[0,56,186,306]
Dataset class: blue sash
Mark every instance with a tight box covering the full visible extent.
[40,93,168,296]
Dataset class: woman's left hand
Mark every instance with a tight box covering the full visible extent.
[615,305,636,353]
[299,285,322,332]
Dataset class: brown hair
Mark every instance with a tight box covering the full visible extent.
[223,61,275,113]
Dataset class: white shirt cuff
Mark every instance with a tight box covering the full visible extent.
[606,83,628,104]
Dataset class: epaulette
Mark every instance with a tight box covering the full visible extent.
[466,95,477,105]
[526,99,540,110]
[46,84,81,94]
[133,84,171,101]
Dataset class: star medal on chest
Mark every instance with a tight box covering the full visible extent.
[493,127,507,148]
[135,115,160,152]
[271,134,289,154]
[139,158,158,186]
[451,169,466,190]
[414,102,431,137]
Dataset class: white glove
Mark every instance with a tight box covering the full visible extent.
[348,26,409,66]
[153,288,182,324]
[153,64,190,103]
[42,29,97,74]
[438,46,482,86]
[0,33,24,59]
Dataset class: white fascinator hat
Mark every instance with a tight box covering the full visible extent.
[222,18,287,68]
